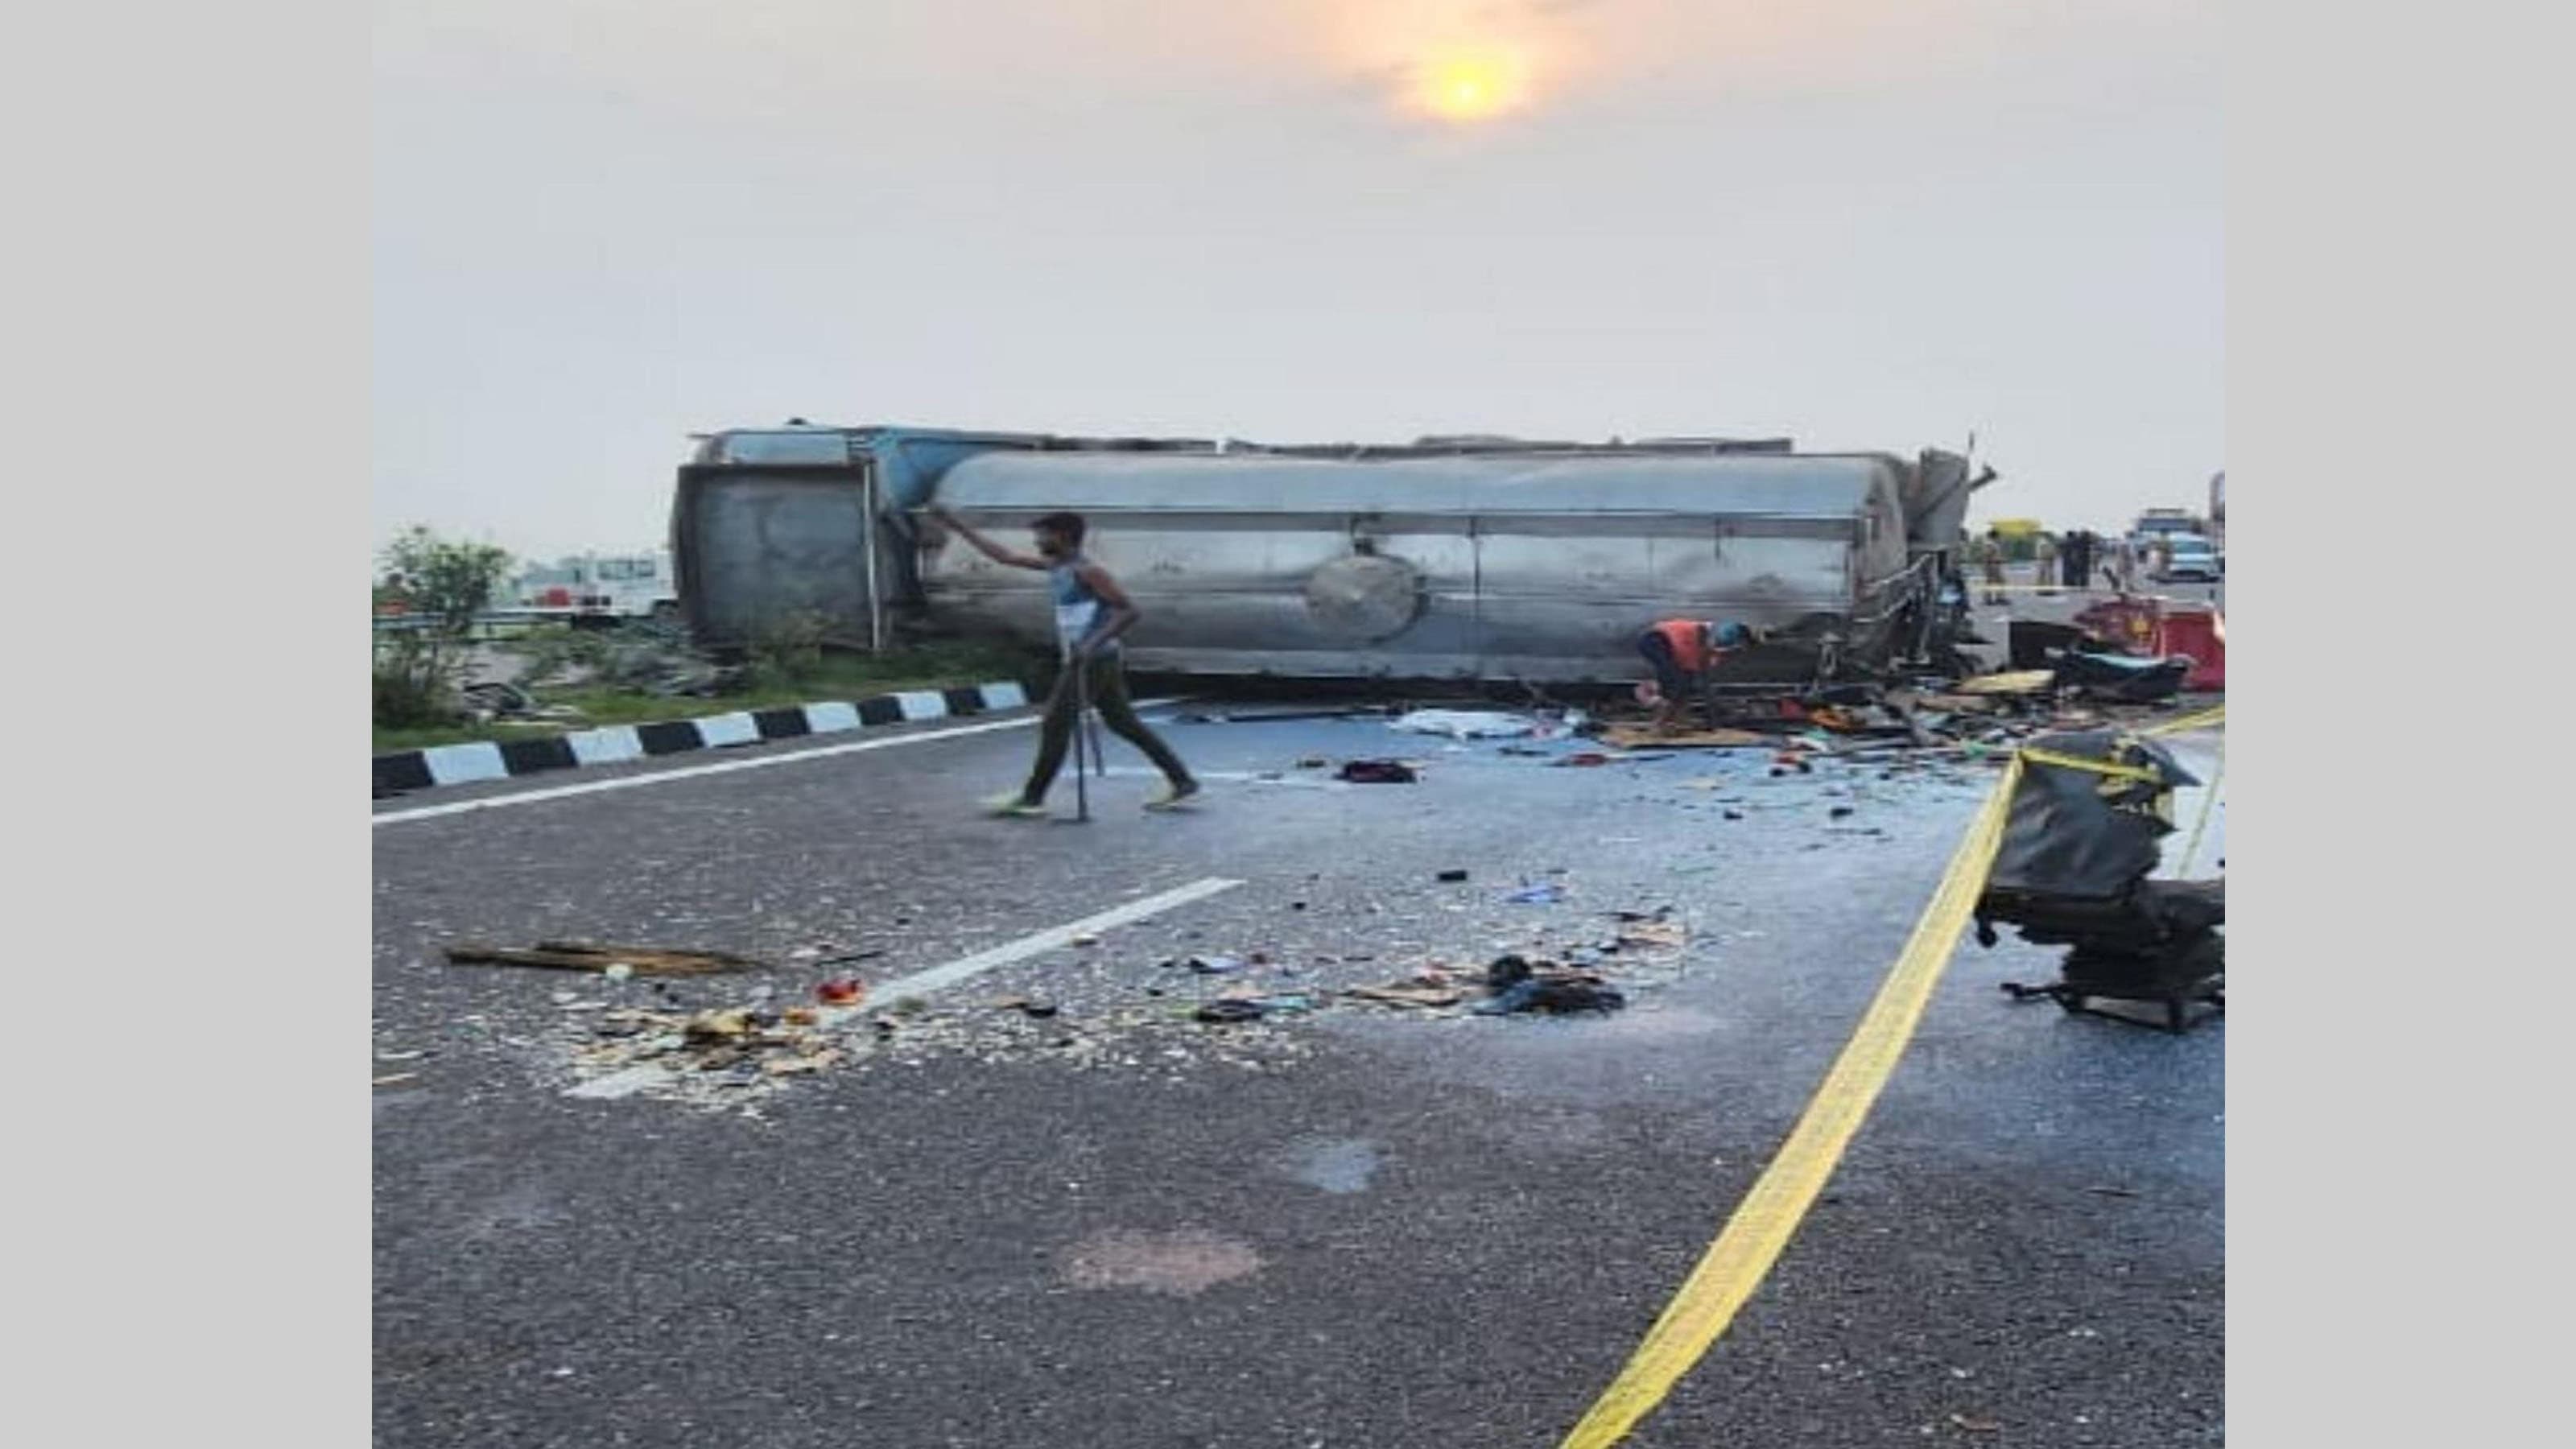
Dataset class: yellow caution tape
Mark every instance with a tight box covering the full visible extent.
[2142,703,2226,737]
[1557,758,2023,1448]
[2017,747,2165,784]
[1558,698,2227,1447]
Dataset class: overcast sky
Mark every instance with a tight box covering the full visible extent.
[374,0,2219,561]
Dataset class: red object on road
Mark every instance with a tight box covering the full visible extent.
[815,978,866,1006]
[2160,609,2226,691]
[2075,597,2164,654]
[2067,595,2223,691]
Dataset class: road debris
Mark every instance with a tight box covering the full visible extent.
[1613,919,1688,952]
[445,941,758,976]
[2053,650,2193,704]
[478,733,2046,1106]
[1975,727,2224,1033]
[565,999,853,1098]
[1954,670,2058,696]
[533,910,1690,1102]
[1336,759,1419,783]
[1475,974,1628,1015]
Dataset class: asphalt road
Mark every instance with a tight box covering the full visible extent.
[374,691,2223,1447]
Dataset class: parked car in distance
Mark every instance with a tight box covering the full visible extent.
[2154,533,2222,583]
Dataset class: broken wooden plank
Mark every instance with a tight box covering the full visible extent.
[531,939,765,968]
[444,943,756,976]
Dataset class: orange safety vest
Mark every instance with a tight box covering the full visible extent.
[1652,619,1711,672]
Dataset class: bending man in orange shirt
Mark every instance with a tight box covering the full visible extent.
[1636,618,1765,734]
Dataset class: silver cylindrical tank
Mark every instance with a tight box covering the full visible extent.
[920,450,1918,682]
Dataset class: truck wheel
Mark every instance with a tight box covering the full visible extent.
[650,601,681,624]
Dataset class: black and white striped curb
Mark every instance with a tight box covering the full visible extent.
[373,681,1030,797]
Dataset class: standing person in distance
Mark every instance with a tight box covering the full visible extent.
[1975,527,2010,605]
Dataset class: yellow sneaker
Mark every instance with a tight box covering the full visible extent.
[984,792,1047,819]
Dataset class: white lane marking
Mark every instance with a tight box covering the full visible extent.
[863,877,1244,1004]
[373,698,1187,827]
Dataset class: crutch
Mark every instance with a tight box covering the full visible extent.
[1084,686,1108,777]
[1071,654,1093,823]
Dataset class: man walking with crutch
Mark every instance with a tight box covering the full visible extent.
[928,504,1199,819]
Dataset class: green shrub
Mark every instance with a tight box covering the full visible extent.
[378,526,512,633]
[374,527,513,728]
[373,632,464,728]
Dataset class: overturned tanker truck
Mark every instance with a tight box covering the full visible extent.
[671,425,1995,687]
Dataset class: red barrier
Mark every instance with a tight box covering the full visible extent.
[2159,609,2225,691]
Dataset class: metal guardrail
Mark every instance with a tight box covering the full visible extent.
[373,606,654,625]
[371,609,627,643]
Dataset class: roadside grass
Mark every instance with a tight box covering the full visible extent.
[372,641,1043,754]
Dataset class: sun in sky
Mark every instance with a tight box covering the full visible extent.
[1413,45,1534,122]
